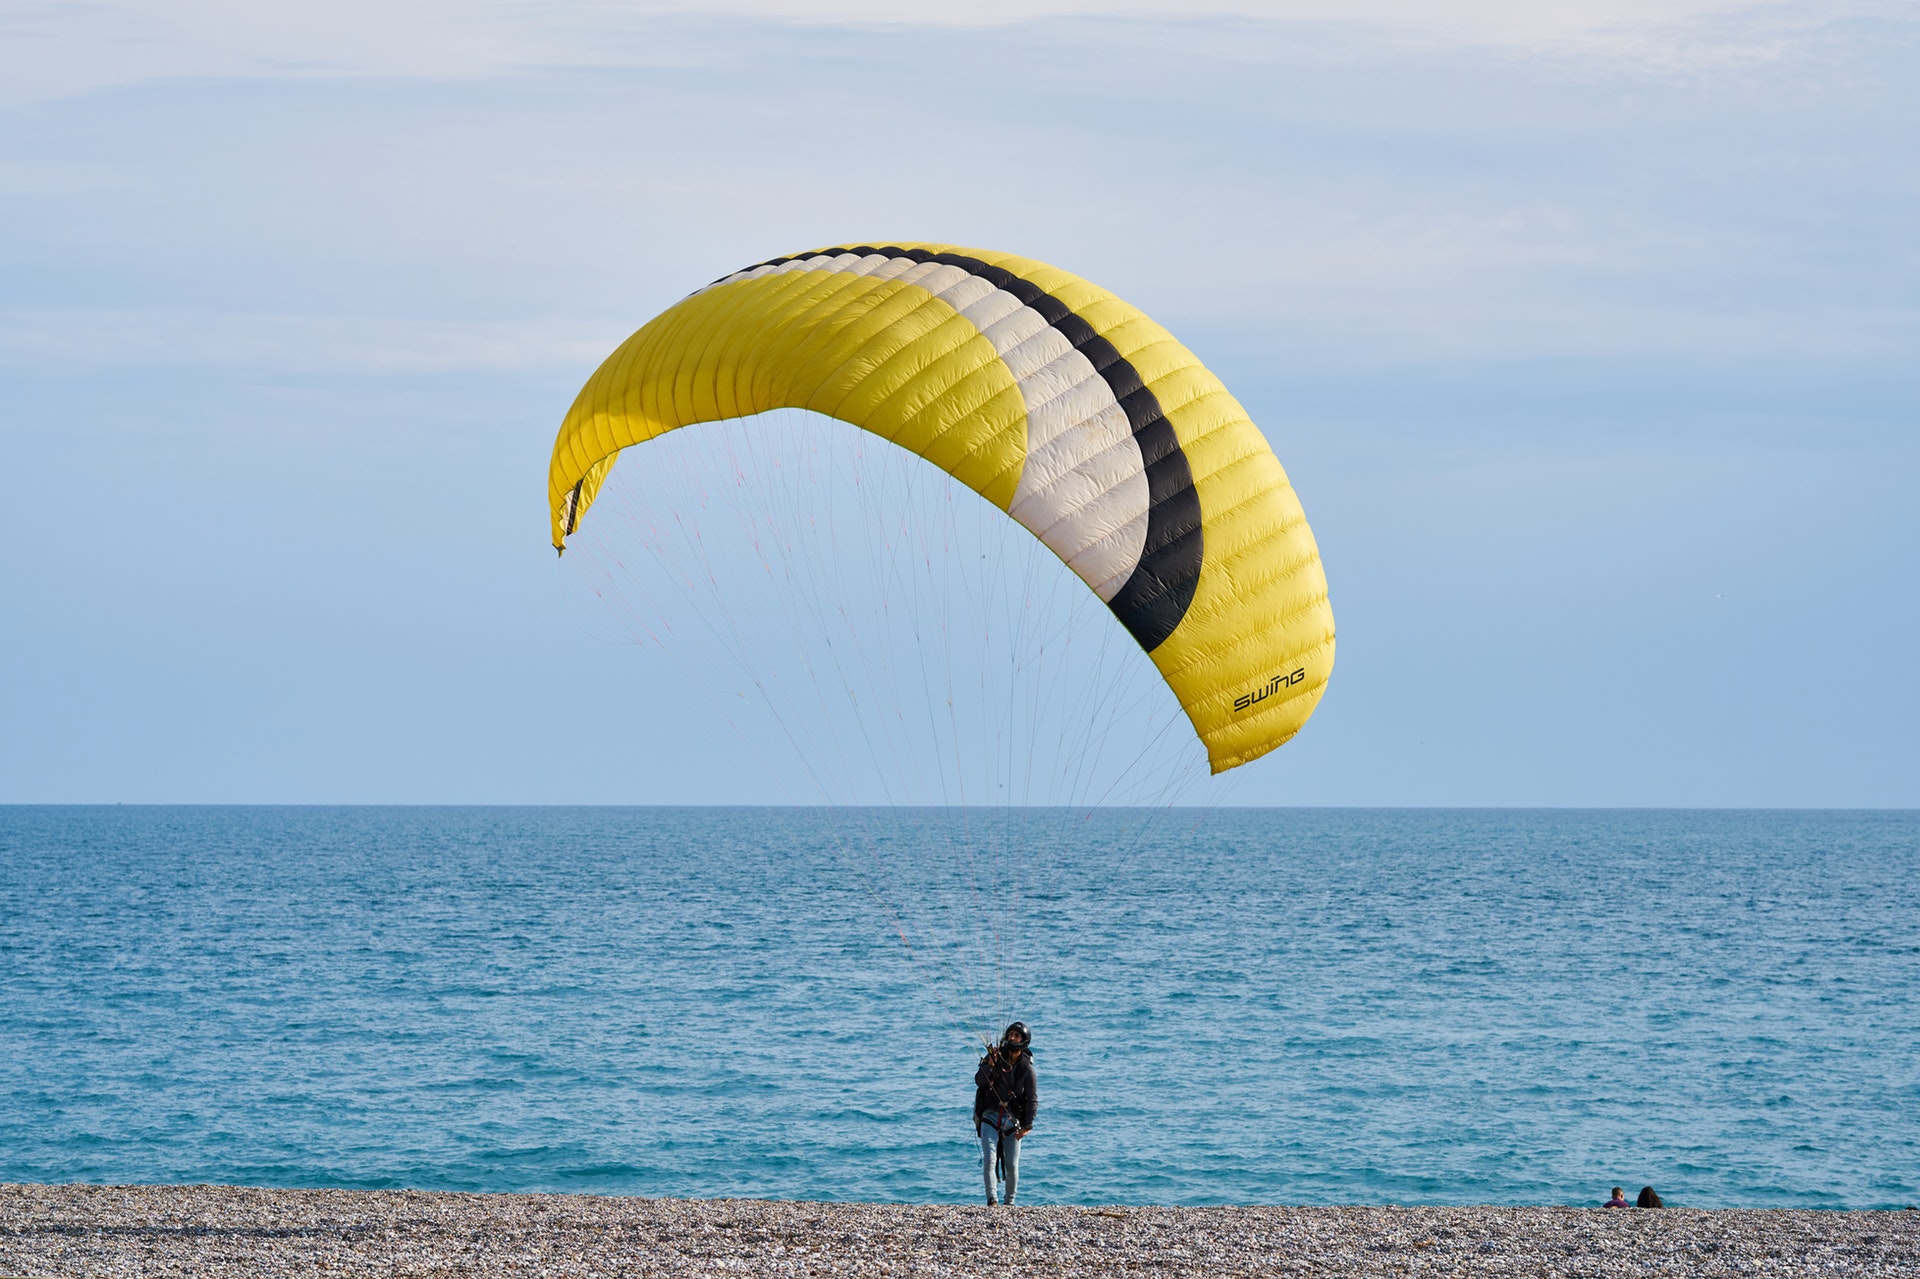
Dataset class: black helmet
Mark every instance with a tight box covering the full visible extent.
[1002,1022,1030,1049]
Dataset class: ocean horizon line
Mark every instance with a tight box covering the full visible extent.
[5,801,1918,812]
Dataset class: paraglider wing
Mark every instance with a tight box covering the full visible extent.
[548,244,1334,772]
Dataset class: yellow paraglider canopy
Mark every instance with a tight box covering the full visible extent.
[549,243,1334,772]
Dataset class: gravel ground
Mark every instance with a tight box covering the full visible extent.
[3,1183,1916,1277]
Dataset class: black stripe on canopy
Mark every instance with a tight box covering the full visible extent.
[717,247,1202,653]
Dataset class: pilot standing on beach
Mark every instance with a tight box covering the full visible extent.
[973,1022,1037,1206]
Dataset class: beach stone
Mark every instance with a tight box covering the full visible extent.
[2,1183,1917,1277]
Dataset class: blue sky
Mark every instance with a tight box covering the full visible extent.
[2,1,1915,804]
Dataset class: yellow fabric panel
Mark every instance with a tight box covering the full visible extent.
[1034,268,1335,774]
[548,268,1029,549]
[890,240,1332,770]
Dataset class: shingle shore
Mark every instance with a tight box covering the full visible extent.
[3,1183,1916,1277]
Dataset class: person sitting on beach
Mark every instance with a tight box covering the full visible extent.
[973,1022,1037,1207]
[1603,1187,1630,1208]
[1636,1186,1663,1208]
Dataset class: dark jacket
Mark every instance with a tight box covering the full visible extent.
[973,1048,1037,1130]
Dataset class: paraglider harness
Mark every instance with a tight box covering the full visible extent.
[977,1032,1032,1183]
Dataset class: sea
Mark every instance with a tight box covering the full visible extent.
[2,806,1915,1209]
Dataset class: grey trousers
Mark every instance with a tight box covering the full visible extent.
[978,1114,1021,1205]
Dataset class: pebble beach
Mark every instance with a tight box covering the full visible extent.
[3,1184,1916,1277]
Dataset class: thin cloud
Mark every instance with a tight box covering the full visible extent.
[0,309,612,374]
[0,0,1889,103]
[1,3,1911,372]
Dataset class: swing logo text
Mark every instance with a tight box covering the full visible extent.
[1234,668,1307,713]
